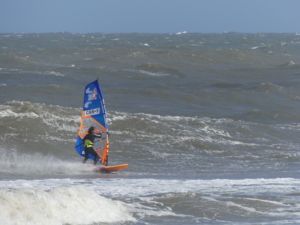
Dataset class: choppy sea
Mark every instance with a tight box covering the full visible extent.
[0,33,300,225]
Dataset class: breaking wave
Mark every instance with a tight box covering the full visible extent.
[0,185,135,225]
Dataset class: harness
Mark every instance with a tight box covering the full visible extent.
[84,139,93,148]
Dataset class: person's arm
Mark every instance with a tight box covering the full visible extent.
[93,133,102,139]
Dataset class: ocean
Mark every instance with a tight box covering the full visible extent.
[0,33,300,225]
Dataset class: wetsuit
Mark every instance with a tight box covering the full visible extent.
[83,133,102,164]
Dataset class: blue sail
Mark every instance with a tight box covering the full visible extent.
[75,80,109,164]
[82,80,108,129]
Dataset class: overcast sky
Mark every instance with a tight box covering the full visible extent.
[1,0,299,33]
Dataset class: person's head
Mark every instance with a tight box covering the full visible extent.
[88,126,95,134]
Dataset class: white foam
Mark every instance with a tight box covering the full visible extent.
[1,177,300,223]
[176,31,188,35]
[93,178,300,198]
[110,111,259,147]
[0,68,64,77]
[0,186,135,225]
[276,123,300,131]
[0,108,39,119]
[225,201,258,213]
[0,150,91,176]
[0,67,21,73]
[41,111,79,132]
[139,69,170,77]
[130,201,177,219]
[110,111,211,123]
[0,101,79,132]
[243,197,287,207]
[288,60,296,66]
[45,71,65,77]
[250,45,266,50]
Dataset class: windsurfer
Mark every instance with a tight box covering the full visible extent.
[82,126,102,164]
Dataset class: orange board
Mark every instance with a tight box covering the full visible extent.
[96,164,128,173]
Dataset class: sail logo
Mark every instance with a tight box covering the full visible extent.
[84,101,92,108]
[86,88,98,101]
[84,108,101,116]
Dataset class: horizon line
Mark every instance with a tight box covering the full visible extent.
[1,31,300,35]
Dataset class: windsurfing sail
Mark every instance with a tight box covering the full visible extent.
[75,80,110,165]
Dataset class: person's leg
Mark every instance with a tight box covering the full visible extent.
[82,148,89,163]
[92,148,99,165]
[83,147,92,163]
